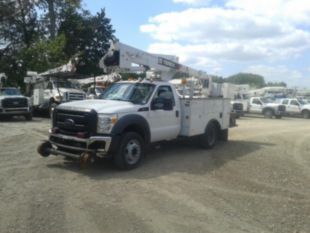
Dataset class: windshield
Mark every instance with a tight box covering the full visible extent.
[53,81,75,89]
[298,99,307,105]
[261,97,274,103]
[100,83,155,104]
[0,88,21,96]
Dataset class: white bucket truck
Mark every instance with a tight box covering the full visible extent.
[25,62,86,116]
[38,41,231,170]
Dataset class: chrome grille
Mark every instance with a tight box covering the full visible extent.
[68,93,85,101]
[53,109,97,136]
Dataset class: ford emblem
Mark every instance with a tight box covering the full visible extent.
[64,119,75,128]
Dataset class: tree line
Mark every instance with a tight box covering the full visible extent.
[0,0,115,88]
[211,73,287,88]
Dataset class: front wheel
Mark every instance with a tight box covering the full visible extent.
[25,113,32,121]
[199,122,218,149]
[264,109,273,118]
[113,132,145,170]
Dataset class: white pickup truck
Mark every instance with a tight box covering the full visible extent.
[38,80,231,169]
[0,87,32,120]
[278,98,310,118]
[248,97,286,118]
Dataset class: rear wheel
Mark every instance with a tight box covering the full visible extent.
[302,110,310,119]
[113,132,144,170]
[199,122,218,149]
[219,129,228,141]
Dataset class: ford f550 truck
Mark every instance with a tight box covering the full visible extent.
[278,98,310,118]
[38,41,231,170]
[248,97,286,118]
[0,87,32,120]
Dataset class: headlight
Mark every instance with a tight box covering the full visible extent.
[54,95,62,102]
[27,97,32,107]
[97,114,118,134]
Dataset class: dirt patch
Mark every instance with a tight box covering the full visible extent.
[0,116,309,233]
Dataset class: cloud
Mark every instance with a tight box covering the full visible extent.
[140,0,310,86]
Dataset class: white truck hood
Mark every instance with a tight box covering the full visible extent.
[265,103,281,107]
[58,88,85,94]
[302,104,310,110]
[58,99,140,114]
[0,95,27,100]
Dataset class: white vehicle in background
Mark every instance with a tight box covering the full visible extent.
[222,83,250,118]
[248,97,286,119]
[278,98,310,119]
[0,87,32,120]
[25,63,86,116]
[38,41,231,170]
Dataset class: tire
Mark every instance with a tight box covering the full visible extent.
[275,115,282,119]
[264,109,273,118]
[199,122,218,149]
[219,129,229,141]
[49,102,57,118]
[302,110,310,119]
[113,132,145,170]
[25,113,32,121]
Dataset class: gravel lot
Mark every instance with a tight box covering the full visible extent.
[0,116,310,233]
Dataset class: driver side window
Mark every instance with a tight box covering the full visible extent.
[252,99,261,105]
[290,100,299,106]
[151,86,174,111]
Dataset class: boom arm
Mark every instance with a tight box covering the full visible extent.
[99,41,209,81]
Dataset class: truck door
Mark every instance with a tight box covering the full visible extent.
[288,100,301,114]
[281,99,290,113]
[44,81,54,102]
[250,98,263,113]
[148,85,181,142]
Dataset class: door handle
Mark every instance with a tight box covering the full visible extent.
[176,110,179,118]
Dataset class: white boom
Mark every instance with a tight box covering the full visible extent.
[99,41,210,82]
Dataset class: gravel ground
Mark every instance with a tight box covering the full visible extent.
[0,116,310,233]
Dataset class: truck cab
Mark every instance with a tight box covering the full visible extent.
[279,98,310,118]
[0,87,32,120]
[248,97,286,118]
[32,78,86,116]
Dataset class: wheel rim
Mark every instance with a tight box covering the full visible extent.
[124,139,141,165]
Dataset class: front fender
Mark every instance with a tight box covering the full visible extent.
[111,114,151,144]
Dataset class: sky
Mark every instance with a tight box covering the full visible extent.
[83,0,310,88]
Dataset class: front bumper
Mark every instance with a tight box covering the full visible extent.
[275,110,285,116]
[48,132,112,159]
[0,107,31,115]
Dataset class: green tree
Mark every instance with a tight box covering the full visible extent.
[58,8,115,75]
[226,73,266,88]
[35,0,81,39]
